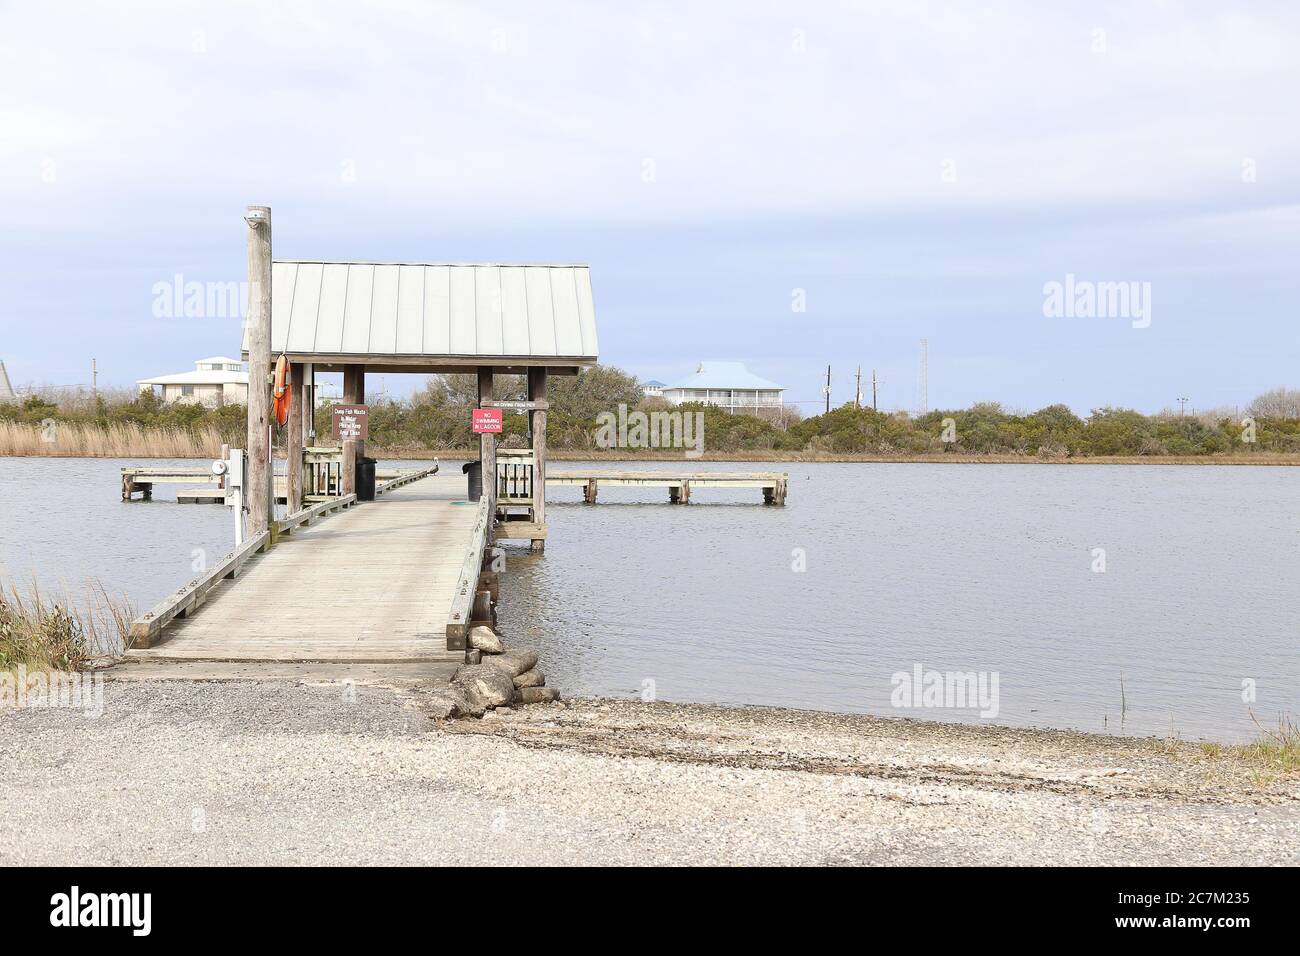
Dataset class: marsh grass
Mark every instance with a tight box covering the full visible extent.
[0,420,225,458]
[1189,715,1300,789]
[0,580,133,671]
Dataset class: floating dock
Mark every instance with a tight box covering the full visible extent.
[547,470,787,505]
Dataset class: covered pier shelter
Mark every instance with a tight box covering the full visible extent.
[239,206,599,552]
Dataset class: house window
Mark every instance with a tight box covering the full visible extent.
[181,385,195,396]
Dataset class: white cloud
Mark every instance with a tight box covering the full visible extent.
[1,0,1297,233]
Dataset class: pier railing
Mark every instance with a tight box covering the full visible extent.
[128,530,271,649]
[304,447,343,500]
[496,448,535,505]
[445,495,492,651]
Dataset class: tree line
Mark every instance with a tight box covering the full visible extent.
[3,372,1298,457]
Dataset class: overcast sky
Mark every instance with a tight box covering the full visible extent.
[2,1,1297,413]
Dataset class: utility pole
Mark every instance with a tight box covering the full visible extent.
[824,365,832,414]
[918,338,929,416]
[872,369,878,411]
[1177,396,1189,417]
[854,366,862,409]
[91,358,97,400]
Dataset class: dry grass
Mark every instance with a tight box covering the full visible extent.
[1193,716,1300,789]
[0,580,133,671]
[0,420,225,458]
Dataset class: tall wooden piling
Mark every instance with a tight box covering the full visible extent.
[528,367,547,552]
[244,205,272,536]
[477,367,496,522]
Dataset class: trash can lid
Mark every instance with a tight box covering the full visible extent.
[462,461,480,473]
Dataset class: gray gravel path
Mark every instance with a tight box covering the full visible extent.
[1,679,1296,865]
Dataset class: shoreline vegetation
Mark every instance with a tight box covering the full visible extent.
[3,369,1298,461]
[0,581,130,671]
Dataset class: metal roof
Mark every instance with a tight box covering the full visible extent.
[244,261,598,367]
[663,362,784,392]
[138,369,249,386]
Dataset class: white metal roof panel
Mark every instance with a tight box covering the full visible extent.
[245,261,598,363]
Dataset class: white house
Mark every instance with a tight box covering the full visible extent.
[661,362,785,415]
[137,356,248,407]
[642,379,666,399]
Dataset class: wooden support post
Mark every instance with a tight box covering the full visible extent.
[218,444,229,489]
[341,364,365,496]
[245,205,273,537]
[472,589,495,628]
[286,362,304,513]
[528,367,547,553]
[303,362,315,442]
[681,479,691,504]
[584,478,598,504]
[477,367,496,521]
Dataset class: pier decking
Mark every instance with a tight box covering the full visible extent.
[119,472,482,678]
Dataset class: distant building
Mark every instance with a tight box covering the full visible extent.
[137,356,248,407]
[0,360,16,403]
[642,379,666,399]
[661,361,785,415]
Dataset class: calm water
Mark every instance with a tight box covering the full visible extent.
[1,457,1295,742]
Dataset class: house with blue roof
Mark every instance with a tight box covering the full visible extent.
[661,361,785,415]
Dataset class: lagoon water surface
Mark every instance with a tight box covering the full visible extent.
[1,457,1294,742]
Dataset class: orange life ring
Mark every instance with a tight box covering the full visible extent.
[272,354,291,428]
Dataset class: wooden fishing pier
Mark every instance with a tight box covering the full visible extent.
[114,206,787,676]
[116,206,593,670]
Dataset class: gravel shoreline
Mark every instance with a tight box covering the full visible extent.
[1,679,1296,866]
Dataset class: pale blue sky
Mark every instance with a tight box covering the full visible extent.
[1,1,1297,413]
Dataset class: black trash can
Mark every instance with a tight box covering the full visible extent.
[355,456,377,501]
[462,460,482,501]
